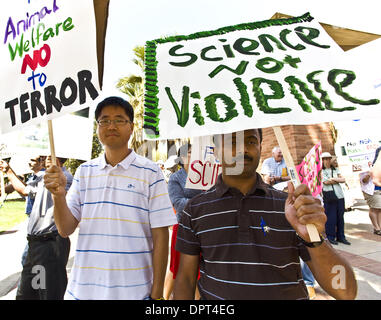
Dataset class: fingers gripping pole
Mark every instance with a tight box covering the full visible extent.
[272,126,320,242]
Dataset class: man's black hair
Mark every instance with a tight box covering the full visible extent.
[95,96,134,122]
[213,128,263,146]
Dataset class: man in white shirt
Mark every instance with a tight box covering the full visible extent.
[261,146,290,186]
[44,96,177,300]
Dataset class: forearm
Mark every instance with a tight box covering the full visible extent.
[306,242,357,300]
[52,194,78,237]
[173,253,200,300]
[6,169,27,196]
[173,273,197,300]
[150,227,169,299]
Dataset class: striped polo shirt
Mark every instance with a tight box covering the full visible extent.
[65,151,177,300]
[176,174,310,300]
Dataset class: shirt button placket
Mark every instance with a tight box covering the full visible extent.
[238,195,250,242]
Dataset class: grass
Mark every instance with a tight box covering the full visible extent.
[0,197,27,233]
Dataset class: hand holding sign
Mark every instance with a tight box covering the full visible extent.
[44,160,66,197]
[285,182,327,242]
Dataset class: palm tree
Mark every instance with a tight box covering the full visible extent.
[116,46,189,160]
[116,46,146,153]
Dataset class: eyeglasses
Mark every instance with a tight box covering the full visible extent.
[97,119,132,127]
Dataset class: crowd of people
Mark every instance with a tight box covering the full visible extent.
[3,95,381,300]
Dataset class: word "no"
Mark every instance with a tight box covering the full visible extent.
[21,43,51,74]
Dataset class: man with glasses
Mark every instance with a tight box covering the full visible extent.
[44,96,177,300]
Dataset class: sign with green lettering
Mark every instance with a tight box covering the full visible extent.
[0,0,99,134]
[144,13,380,140]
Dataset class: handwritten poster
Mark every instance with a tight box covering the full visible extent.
[185,135,222,190]
[342,138,379,172]
[0,0,99,134]
[295,141,322,197]
[143,12,381,140]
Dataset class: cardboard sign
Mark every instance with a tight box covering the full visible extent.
[342,138,379,172]
[143,12,381,140]
[0,108,94,161]
[0,0,100,134]
[295,141,322,197]
[185,136,222,190]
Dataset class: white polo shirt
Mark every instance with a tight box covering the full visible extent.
[65,151,177,300]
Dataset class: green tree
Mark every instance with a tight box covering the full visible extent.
[116,46,146,153]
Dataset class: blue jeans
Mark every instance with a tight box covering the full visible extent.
[324,198,346,241]
[300,259,315,287]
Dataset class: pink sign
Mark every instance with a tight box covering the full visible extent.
[295,142,323,197]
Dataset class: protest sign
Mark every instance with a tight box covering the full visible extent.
[0,0,100,134]
[341,138,379,172]
[0,108,94,161]
[144,12,381,140]
[359,171,375,195]
[295,141,323,197]
[185,136,222,190]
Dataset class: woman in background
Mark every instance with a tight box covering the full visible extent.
[164,144,203,299]
[322,152,351,245]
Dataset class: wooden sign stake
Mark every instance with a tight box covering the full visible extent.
[41,119,57,216]
[273,126,320,242]
[47,120,57,165]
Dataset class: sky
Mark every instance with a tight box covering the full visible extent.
[103,0,381,94]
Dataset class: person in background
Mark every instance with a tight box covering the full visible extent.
[1,156,72,300]
[0,155,46,265]
[164,143,203,300]
[261,146,290,186]
[371,146,381,187]
[156,160,165,172]
[163,155,179,183]
[362,146,381,235]
[321,152,350,245]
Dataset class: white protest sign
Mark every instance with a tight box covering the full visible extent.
[0,0,100,134]
[185,135,222,190]
[0,108,94,161]
[341,138,379,172]
[359,171,375,195]
[343,37,381,94]
[143,12,381,140]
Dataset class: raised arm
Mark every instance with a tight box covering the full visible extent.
[0,160,28,196]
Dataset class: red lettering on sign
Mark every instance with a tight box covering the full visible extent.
[202,161,212,186]
[21,44,51,74]
[189,160,202,184]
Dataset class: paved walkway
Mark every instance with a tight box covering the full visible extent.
[1,202,380,300]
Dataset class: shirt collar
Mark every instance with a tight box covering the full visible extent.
[215,173,270,197]
[99,150,136,170]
